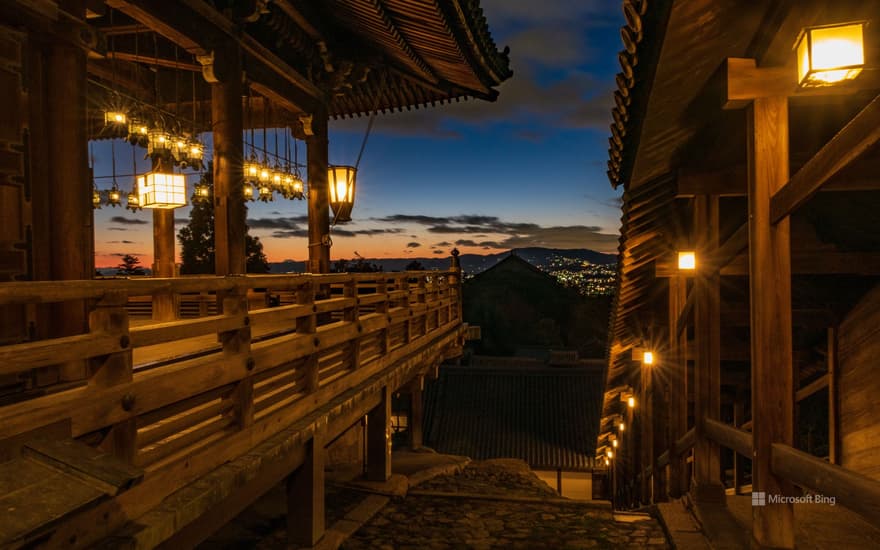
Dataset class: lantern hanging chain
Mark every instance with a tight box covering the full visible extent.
[111,138,117,186]
[262,95,268,163]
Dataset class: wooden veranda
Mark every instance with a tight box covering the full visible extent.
[0,0,509,547]
[600,1,880,548]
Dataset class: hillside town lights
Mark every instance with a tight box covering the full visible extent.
[328,165,356,222]
[678,251,696,270]
[796,22,865,87]
[138,170,187,209]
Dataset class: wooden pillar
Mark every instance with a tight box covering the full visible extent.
[366,385,392,481]
[287,428,325,547]
[211,46,245,276]
[47,0,92,378]
[653,366,669,501]
[828,327,839,465]
[693,194,724,503]
[640,360,653,503]
[409,376,424,449]
[733,390,745,494]
[152,193,177,321]
[668,275,688,498]
[748,96,794,549]
[307,109,330,274]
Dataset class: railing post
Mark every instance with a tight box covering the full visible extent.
[401,276,412,344]
[733,389,745,494]
[344,277,360,370]
[376,277,391,354]
[297,281,319,393]
[450,249,462,322]
[409,375,424,449]
[417,274,427,338]
[221,285,252,429]
[89,290,136,463]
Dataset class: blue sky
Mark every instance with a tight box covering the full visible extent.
[93,0,624,266]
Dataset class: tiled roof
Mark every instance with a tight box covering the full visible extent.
[424,365,603,471]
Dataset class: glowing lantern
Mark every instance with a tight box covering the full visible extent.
[258,182,274,202]
[258,164,271,184]
[244,155,260,183]
[107,184,122,207]
[147,128,171,156]
[243,182,255,201]
[796,22,865,87]
[328,165,356,222]
[192,182,210,204]
[104,111,127,126]
[612,439,618,448]
[126,190,141,212]
[643,351,654,365]
[628,396,635,408]
[606,449,614,459]
[619,422,625,432]
[137,171,186,209]
[678,251,696,270]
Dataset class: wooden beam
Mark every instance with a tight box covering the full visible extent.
[722,251,880,277]
[796,374,829,403]
[828,327,840,465]
[105,51,201,71]
[366,385,391,482]
[748,96,795,549]
[721,58,880,110]
[771,94,880,224]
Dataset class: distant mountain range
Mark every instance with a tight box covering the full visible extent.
[268,247,617,274]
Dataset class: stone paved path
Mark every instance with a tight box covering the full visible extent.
[341,460,668,549]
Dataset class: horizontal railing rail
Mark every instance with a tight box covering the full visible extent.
[772,443,880,528]
[703,418,752,458]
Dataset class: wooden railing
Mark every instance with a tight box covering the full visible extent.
[645,418,880,529]
[0,269,463,543]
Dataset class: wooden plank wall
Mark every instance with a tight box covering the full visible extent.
[839,283,880,480]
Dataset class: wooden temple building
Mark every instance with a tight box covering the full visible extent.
[0,0,509,547]
[598,0,880,548]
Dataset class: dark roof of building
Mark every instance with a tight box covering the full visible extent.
[424,365,603,471]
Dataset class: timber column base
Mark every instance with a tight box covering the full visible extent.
[287,432,325,547]
[366,386,392,481]
[691,481,726,504]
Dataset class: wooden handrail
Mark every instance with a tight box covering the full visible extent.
[656,450,670,468]
[704,418,752,457]
[772,443,880,527]
[675,427,697,456]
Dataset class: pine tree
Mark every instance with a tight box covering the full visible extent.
[117,254,146,276]
[178,164,270,274]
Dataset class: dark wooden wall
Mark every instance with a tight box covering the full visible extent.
[839,283,880,480]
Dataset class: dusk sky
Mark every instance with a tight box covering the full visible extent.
[92,0,624,268]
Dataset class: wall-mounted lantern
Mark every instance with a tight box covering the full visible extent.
[678,250,696,270]
[796,22,866,87]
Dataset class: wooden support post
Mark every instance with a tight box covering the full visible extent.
[344,279,360,370]
[212,44,246,276]
[297,282,319,393]
[828,327,839,465]
[152,189,178,321]
[748,96,794,549]
[48,0,92,381]
[693,194,724,503]
[653,365,669,502]
[450,250,462,321]
[307,108,330,274]
[668,275,688,498]
[88,291,135,463]
[409,376,424,449]
[221,287,252,428]
[402,277,412,344]
[287,426,325,547]
[733,391,745,494]
[366,385,392,481]
[641,359,653,503]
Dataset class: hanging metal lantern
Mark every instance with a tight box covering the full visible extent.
[271,164,284,191]
[192,181,210,204]
[104,110,127,126]
[243,154,260,183]
[128,117,149,147]
[147,128,171,157]
[328,165,356,222]
[126,190,142,212]
[291,173,305,200]
[107,183,122,207]
[258,163,271,185]
[92,185,102,209]
[188,140,204,170]
[243,182,255,201]
[258,182,274,202]
[171,136,189,165]
[137,170,187,209]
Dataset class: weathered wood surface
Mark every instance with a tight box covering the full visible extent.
[704,418,752,458]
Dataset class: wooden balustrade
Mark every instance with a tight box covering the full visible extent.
[0,269,463,543]
[703,418,752,458]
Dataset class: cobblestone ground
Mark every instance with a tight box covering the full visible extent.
[342,460,669,550]
[341,496,668,550]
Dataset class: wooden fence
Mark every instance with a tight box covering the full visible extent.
[0,269,462,546]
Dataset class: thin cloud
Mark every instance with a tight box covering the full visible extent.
[106,240,136,244]
[110,216,148,225]
[406,242,421,248]
[248,216,309,229]
[107,227,128,231]
[433,250,446,255]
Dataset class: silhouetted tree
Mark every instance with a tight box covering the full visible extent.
[116,254,146,276]
[178,164,270,274]
[405,260,425,271]
[331,258,383,273]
